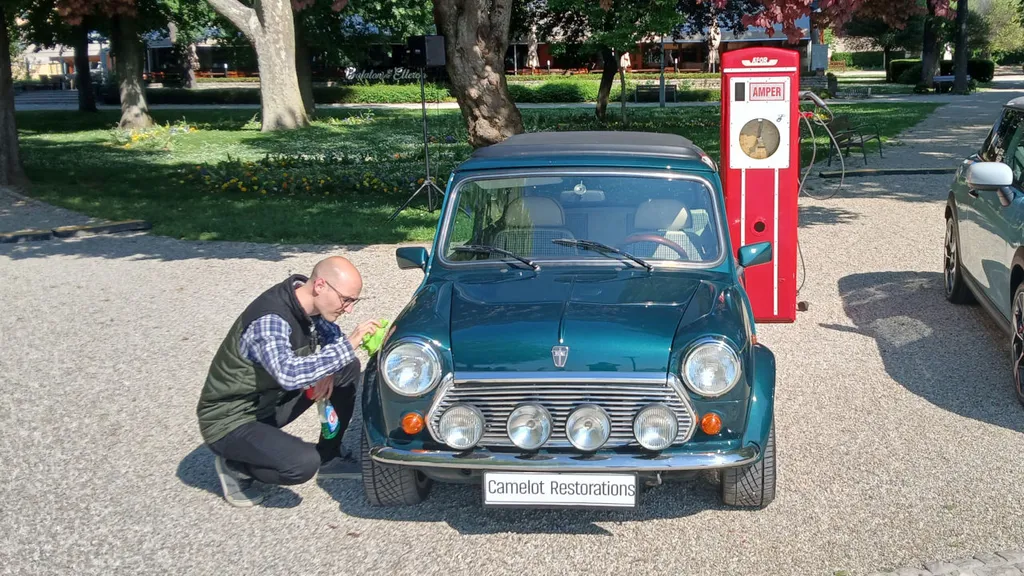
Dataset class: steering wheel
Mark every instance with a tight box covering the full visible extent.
[620,233,693,261]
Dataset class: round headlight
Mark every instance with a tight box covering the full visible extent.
[507,404,552,451]
[633,404,678,451]
[565,404,611,451]
[682,339,741,397]
[438,404,484,450]
[381,340,441,396]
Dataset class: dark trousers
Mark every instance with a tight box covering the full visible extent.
[208,360,360,485]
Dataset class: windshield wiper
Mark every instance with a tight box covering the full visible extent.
[552,238,653,271]
[453,244,540,270]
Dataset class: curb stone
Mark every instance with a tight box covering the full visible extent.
[818,167,958,178]
[0,229,53,243]
[0,221,151,243]
[51,220,152,238]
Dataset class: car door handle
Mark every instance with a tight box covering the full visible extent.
[969,189,979,198]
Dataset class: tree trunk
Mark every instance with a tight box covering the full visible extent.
[920,7,940,89]
[183,43,199,90]
[205,0,308,131]
[111,15,153,129]
[73,24,97,112]
[596,47,617,122]
[433,0,523,148]
[619,67,627,126]
[0,9,27,188]
[952,0,970,94]
[294,13,315,118]
[168,21,199,90]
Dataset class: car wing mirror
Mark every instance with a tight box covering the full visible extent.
[396,247,428,271]
[966,161,1013,191]
[738,241,772,268]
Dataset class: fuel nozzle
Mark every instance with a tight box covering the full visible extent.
[799,90,833,121]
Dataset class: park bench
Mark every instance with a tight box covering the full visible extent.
[634,84,678,103]
[932,74,971,92]
[821,114,883,166]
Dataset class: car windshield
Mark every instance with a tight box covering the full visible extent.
[441,173,722,267]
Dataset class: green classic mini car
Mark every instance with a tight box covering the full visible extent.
[359,131,778,510]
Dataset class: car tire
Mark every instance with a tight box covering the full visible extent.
[1011,284,1024,407]
[361,432,432,506]
[944,212,973,304]
[720,421,776,508]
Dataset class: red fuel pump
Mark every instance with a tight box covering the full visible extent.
[719,47,801,323]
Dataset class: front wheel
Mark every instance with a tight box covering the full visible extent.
[720,421,776,508]
[944,213,973,304]
[1011,285,1024,407]
[361,432,433,506]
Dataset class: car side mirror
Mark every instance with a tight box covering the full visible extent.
[966,161,1013,191]
[396,247,428,271]
[738,241,772,268]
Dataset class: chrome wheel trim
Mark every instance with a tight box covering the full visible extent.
[944,217,957,295]
[1013,291,1024,398]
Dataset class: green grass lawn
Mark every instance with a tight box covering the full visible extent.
[15,102,940,245]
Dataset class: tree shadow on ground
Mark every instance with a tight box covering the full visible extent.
[800,171,962,204]
[820,271,1023,433]
[176,444,304,509]
[798,204,861,228]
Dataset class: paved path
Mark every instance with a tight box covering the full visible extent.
[2,91,1023,576]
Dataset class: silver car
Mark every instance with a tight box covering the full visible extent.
[944,96,1024,406]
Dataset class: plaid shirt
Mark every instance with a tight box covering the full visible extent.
[239,313,357,391]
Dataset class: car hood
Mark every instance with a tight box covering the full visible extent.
[448,271,702,373]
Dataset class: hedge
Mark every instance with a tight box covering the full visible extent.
[99,81,720,106]
[830,51,888,69]
[889,59,920,82]
[890,57,995,84]
[938,59,995,82]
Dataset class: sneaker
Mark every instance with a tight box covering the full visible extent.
[317,447,361,480]
[214,455,266,507]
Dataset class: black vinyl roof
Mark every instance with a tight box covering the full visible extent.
[469,131,706,160]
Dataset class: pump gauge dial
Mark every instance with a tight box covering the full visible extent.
[738,118,781,160]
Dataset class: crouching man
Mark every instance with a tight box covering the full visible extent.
[196,256,381,507]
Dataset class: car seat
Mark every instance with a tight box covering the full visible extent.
[492,196,578,258]
[628,199,704,261]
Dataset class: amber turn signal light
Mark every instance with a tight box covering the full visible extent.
[701,413,722,435]
[401,412,425,435]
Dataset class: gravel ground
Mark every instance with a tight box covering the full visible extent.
[2,91,1024,576]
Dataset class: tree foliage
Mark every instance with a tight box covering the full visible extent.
[541,0,682,53]
[983,0,1024,56]
[721,0,951,42]
[294,0,434,71]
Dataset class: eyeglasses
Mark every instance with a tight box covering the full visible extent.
[323,279,362,307]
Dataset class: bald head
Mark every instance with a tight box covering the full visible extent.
[311,256,361,288]
[300,256,363,322]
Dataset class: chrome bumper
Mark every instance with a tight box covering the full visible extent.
[369,444,761,472]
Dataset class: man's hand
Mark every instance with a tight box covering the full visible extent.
[310,374,334,401]
[347,319,383,349]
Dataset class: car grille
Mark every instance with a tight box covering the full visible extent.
[427,373,696,449]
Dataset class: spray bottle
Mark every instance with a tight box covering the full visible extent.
[305,387,340,439]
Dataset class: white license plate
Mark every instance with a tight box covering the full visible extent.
[482,472,639,509]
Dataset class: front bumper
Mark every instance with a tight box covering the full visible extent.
[369,444,761,472]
